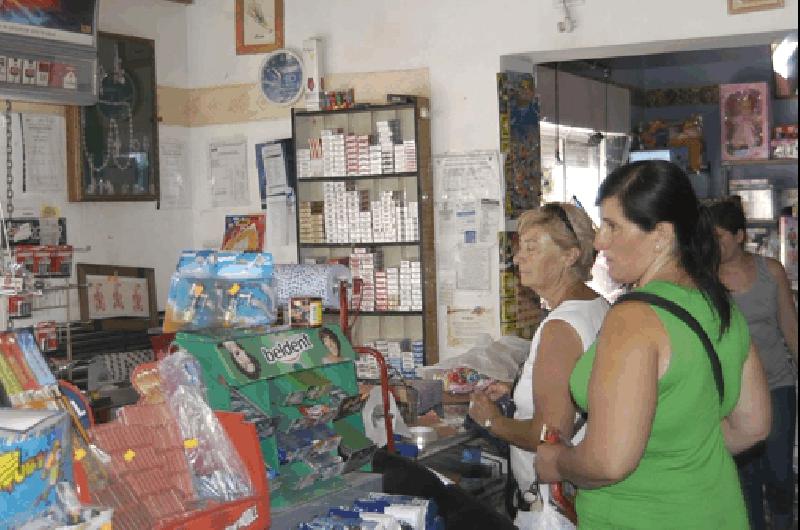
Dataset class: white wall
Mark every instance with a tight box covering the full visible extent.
[10,0,191,322]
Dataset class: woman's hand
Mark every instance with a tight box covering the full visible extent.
[468,390,500,428]
[535,442,566,483]
[484,381,512,401]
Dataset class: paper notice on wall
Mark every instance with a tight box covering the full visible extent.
[438,278,455,306]
[447,306,494,347]
[434,151,502,203]
[21,114,66,193]
[478,198,501,243]
[267,192,292,246]
[455,202,478,244]
[456,243,491,291]
[160,139,191,209]
[209,138,249,208]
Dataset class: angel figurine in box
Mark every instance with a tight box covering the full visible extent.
[721,82,770,161]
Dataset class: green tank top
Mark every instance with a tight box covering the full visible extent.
[569,281,751,529]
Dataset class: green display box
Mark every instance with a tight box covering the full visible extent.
[174,324,374,509]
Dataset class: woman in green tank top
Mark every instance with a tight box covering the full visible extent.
[535,160,772,529]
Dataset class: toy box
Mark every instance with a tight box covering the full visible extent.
[720,82,770,161]
[0,408,73,530]
[163,250,276,333]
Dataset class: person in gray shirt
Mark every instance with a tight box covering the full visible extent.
[711,198,797,530]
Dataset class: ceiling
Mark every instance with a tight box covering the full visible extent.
[549,44,777,90]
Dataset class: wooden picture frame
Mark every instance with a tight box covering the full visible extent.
[235,0,284,55]
[728,0,784,14]
[66,32,159,202]
[77,263,158,331]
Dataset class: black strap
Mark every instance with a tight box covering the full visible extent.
[614,292,724,403]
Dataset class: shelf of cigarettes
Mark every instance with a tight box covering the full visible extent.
[299,186,419,244]
[349,251,422,313]
[0,56,78,89]
[357,338,425,380]
[296,120,417,179]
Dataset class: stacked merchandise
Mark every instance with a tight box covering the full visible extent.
[34,321,60,353]
[369,145,383,174]
[399,261,422,311]
[297,492,444,529]
[376,119,401,174]
[296,138,325,179]
[324,181,349,243]
[322,129,347,177]
[359,338,424,380]
[372,191,401,243]
[297,119,417,179]
[299,201,326,243]
[296,148,312,179]
[398,200,420,242]
[299,185,417,245]
[0,329,60,408]
[345,134,372,176]
[374,269,391,311]
[393,140,418,173]
[348,189,373,243]
[350,249,381,312]
[373,261,422,312]
[13,244,74,277]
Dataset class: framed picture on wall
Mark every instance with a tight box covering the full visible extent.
[67,32,160,202]
[77,264,158,331]
[235,0,284,55]
[728,0,784,14]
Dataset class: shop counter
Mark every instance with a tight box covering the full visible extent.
[270,472,383,529]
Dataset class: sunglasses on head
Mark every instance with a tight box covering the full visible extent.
[541,203,578,241]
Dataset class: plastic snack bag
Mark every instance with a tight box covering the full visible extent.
[158,350,253,502]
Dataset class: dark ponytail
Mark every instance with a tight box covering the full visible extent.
[597,160,731,335]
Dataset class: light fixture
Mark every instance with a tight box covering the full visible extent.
[557,0,576,33]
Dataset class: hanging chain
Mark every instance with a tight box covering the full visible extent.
[5,100,13,217]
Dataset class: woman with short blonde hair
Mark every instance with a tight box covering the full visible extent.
[469,202,608,527]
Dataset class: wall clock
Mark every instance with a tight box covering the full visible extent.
[259,48,304,105]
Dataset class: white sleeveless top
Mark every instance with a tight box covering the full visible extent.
[510,297,609,493]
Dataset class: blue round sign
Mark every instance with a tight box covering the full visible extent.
[260,50,304,105]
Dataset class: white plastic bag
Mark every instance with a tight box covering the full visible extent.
[418,334,530,382]
[159,350,253,502]
[514,484,576,530]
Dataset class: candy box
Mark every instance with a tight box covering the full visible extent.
[0,408,72,530]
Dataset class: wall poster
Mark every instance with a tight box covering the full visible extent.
[497,72,542,218]
[0,0,97,46]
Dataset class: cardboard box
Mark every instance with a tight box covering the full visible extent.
[0,409,72,528]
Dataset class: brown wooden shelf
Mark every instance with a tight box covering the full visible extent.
[721,158,798,167]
